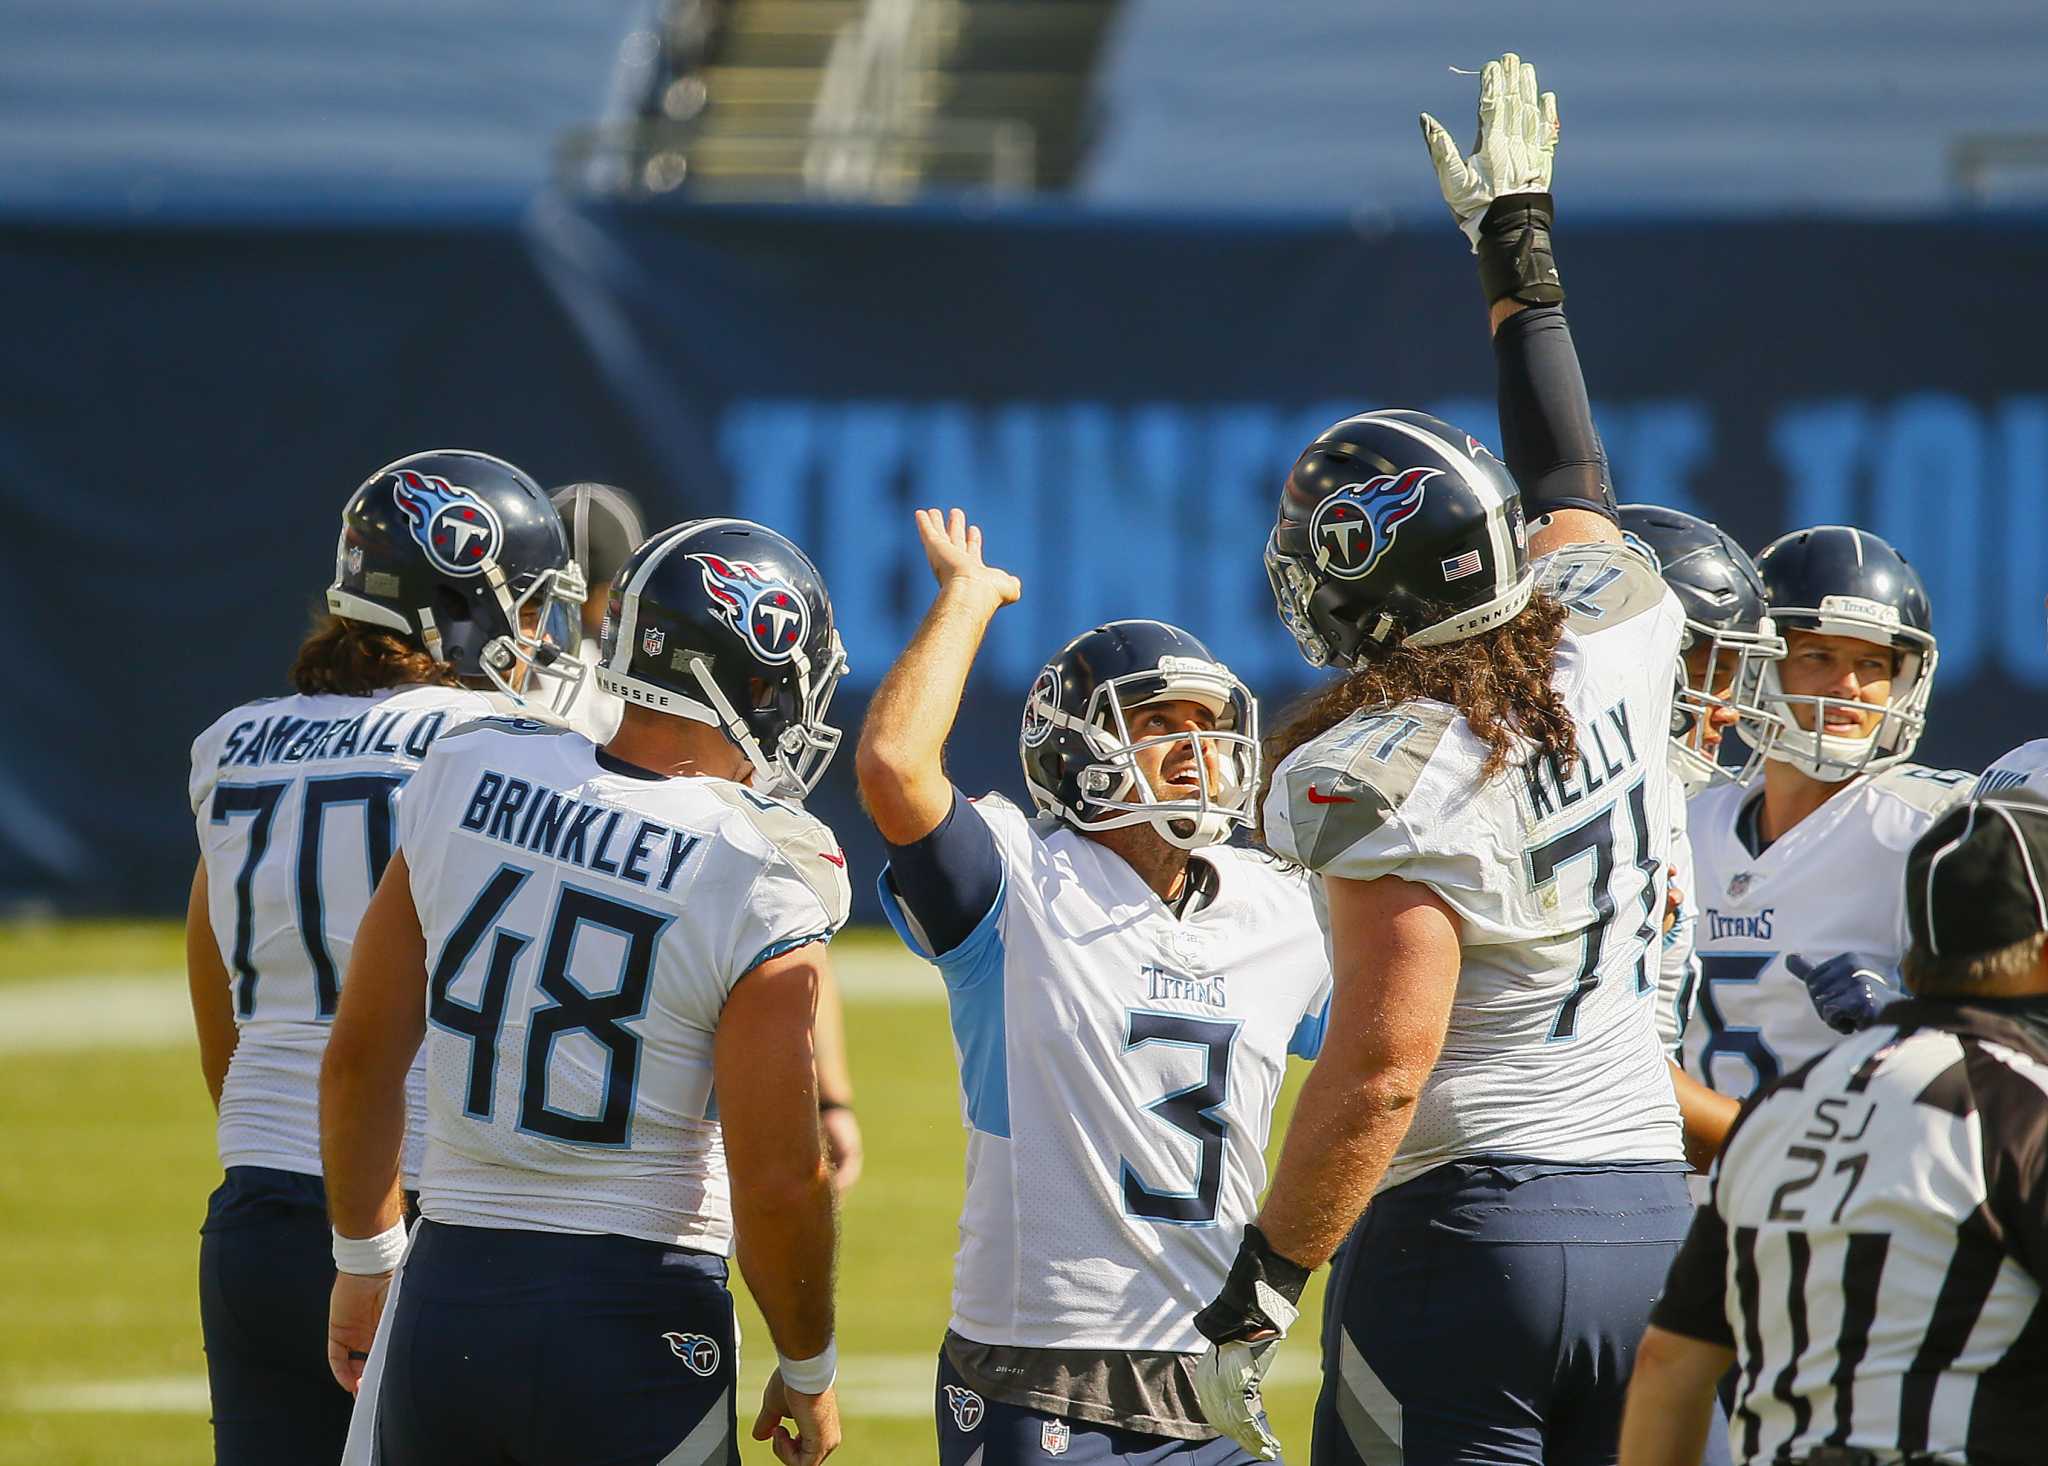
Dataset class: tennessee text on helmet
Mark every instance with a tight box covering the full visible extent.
[1266,409,1534,668]
[1616,504,1787,793]
[592,518,847,798]
[326,449,588,713]
[1745,525,1938,784]
[1018,620,1259,851]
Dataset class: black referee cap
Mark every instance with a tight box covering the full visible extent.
[1906,788,2048,959]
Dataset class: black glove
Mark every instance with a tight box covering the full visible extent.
[1195,1225,1312,1344]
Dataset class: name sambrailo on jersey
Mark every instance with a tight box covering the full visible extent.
[212,701,454,770]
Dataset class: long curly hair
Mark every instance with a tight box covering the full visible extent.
[289,612,465,697]
[1261,592,1577,831]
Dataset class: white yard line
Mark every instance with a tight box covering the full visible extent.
[6,1353,1322,1417]
[0,949,945,1055]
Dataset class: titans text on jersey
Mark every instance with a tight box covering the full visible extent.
[1682,762,1973,1100]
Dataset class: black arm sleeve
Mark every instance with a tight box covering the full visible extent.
[883,788,1003,959]
[1648,1201,1737,1347]
[1493,304,1617,523]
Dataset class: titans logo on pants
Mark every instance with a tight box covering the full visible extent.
[943,1384,984,1432]
[1310,467,1438,580]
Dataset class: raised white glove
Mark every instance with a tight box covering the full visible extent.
[1420,52,1560,248]
[1191,1282,1298,1462]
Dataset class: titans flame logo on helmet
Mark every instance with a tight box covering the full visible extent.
[689,553,811,665]
[391,469,505,578]
[1309,467,1439,581]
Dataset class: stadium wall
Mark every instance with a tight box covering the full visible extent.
[9,202,2046,915]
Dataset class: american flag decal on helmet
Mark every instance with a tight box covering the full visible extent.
[1441,549,1482,582]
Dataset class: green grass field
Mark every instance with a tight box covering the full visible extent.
[0,922,1329,1465]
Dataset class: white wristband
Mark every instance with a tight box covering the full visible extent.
[332,1220,408,1276]
[777,1340,837,1395]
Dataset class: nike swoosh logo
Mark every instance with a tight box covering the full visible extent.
[819,851,847,867]
[1305,786,1354,805]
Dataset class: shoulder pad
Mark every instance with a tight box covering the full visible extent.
[1974,740,2048,798]
[435,713,561,742]
[1272,703,1456,871]
[703,783,852,927]
[1536,542,1672,633]
[1872,763,1975,816]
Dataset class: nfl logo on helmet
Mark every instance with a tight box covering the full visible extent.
[642,625,666,657]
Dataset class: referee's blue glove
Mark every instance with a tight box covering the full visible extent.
[1788,953,1894,1034]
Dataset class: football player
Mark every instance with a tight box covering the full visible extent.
[551,481,865,1188]
[186,449,586,1465]
[857,509,1332,1464]
[1617,505,1786,1165]
[1191,55,1715,1466]
[321,519,850,1466]
[1681,524,1972,1102]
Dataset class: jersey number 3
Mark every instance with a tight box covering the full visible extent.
[1120,1012,1239,1226]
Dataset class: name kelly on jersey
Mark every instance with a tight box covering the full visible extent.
[1518,698,1641,823]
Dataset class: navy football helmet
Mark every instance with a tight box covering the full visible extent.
[327,449,587,710]
[1019,620,1258,850]
[593,518,846,796]
[1266,410,1532,667]
[1746,525,1937,782]
[1617,505,1787,792]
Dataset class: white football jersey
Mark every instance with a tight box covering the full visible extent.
[558,640,625,745]
[1657,763,1702,1058]
[879,793,1330,1354]
[1976,737,2048,797]
[1680,762,1973,1100]
[189,685,500,1181]
[397,717,850,1252]
[1266,542,1688,1192]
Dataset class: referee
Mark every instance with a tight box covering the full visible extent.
[1620,789,2048,1466]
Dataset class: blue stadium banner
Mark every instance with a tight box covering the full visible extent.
[4,202,2045,913]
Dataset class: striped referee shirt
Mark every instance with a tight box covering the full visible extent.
[1652,999,2048,1465]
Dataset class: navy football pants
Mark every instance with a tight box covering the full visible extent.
[937,1353,1266,1465]
[199,1166,355,1466]
[376,1219,739,1466]
[1312,1160,1732,1466]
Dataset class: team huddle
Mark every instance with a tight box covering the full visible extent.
[184,55,2048,1466]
